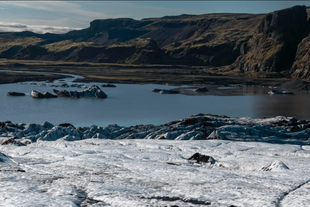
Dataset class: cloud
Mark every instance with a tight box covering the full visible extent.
[0,1,113,19]
[0,22,82,34]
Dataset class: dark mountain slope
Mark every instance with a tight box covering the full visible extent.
[234,6,309,72]
[1,6,310,80]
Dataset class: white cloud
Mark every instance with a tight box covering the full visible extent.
[0,21,82,34]
[0,1,113,19]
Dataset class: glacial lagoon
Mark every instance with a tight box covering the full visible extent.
[1,74,310,127]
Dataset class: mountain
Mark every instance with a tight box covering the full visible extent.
[1,5,310,79]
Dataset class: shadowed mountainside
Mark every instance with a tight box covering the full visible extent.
[1,6,310,79]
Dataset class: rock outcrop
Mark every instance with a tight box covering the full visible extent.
[235,6,309,72]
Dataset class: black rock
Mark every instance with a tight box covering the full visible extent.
[188,153,215,164]
[7,92,25,96]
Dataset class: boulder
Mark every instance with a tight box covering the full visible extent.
[188,153,216,164]
[7,92,25,96]
[30,90,58,98]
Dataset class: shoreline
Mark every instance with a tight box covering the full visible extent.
[0,61,291,87]
[0,70,71,85]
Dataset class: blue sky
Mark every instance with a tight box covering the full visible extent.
[0,1,309,34]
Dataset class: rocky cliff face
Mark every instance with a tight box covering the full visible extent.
[291,36,310,78]
[0,12,263,66]
[235,6,309,72]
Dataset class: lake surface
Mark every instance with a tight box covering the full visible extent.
[1,73,310,127]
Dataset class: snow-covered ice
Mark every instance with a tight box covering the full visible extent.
[1,139,310,206]
[1,114,310,206]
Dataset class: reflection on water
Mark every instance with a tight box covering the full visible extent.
[253,92,310,119]
[0,80,310,127]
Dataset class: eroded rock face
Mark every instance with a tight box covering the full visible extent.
[235,6,309,72]
[53,85,107,99]
[291,36,310,79]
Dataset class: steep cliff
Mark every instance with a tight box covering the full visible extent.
[291,36,310,78]
[235,6,309,72]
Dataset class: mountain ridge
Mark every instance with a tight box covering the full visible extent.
[1,5,310,79]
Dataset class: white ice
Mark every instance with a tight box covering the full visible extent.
[1,139,310,207]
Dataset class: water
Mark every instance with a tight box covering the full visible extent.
[1,73,310,127]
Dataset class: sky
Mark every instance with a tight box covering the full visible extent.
[0,1,309,34]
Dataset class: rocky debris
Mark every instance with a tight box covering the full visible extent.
[53,85,107,99]
[0,114,310,145]
[193,87,208,93]
[261,160,289,171]
[188,153,216,164]
[236,6,309,72]
[101,84,116,87]
[7,92,25,96]
[30,90,58,98]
